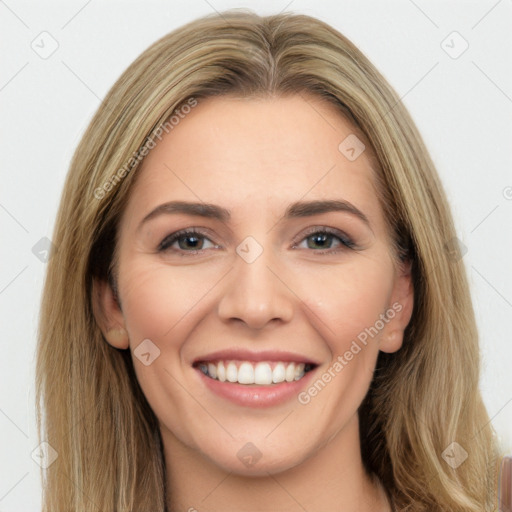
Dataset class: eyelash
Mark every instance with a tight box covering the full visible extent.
[157,226,357,256]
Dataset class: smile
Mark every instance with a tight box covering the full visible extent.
[195,360,315,385]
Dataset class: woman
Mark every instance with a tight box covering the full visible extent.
[35,9,504,511]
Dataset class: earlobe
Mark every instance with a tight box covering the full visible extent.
[92,277,129,349]
[379,330,402,354]
[380,258,414,354]
[105,327,129,349]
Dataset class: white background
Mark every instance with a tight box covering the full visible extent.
[1,1,511,509]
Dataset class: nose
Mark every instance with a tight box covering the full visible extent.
[217,241,294,330]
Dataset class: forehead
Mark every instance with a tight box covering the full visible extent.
[122,94,384,230]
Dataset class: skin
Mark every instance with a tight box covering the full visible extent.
[95,94,414,511]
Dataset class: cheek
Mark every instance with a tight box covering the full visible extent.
[119,250,395,361]
[295,261,394,426]
[119,260,218,342]
[304,256,395,353]
[117,261,220,443]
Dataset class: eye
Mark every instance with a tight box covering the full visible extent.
[293,227,356,253]
[157,226,357,256]
[158,228,217,253]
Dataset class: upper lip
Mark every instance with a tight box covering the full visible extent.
[192,348,320,366]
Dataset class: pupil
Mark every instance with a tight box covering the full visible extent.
[310,233,331,249]
[180,235,201,250]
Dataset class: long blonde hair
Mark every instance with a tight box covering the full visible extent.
[35,9,502,511]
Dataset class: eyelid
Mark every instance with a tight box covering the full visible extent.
[157,227,217,252]
[291,225,355,248]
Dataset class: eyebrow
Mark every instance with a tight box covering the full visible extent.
[138,199,372,230]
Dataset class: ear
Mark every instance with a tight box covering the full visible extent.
[379,258,414,354]
[91,277,129,349]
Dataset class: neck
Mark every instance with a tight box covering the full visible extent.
[162,414,391,512]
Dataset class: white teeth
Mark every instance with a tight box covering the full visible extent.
[217,361,226,382]
[285,363,296,382]
[238,362,255,384]
[199,360,311,385]
[207,363,217,379]
[254,362,273,385]
[272,362,286,383]
[226,362,238,383]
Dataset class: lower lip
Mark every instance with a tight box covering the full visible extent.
[195,367,317,408]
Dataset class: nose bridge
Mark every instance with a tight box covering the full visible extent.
[217,235,294,329]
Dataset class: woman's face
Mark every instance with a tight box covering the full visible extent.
[99,94,413,475]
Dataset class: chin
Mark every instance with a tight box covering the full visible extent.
[201,441,308,477]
